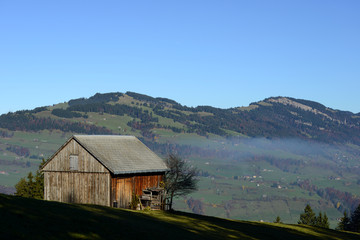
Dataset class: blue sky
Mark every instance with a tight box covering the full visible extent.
[0,1,359,114]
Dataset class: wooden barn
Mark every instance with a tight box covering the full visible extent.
[42,135,168,208]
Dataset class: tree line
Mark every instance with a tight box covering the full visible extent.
[297,204,330,228]
[68,92,123,106]
[68,103,158,123]
[0,112,112,134]
[6,144,30,157]
[51,109,85,118]
[337,206,360,232]
[295,179,360,214]
[15,159,45,199]
[0,130,14,138]
[275,203,360,233]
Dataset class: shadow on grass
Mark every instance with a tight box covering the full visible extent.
[1,194,359,240]
[0,194,201,240]
[167,211,360,240]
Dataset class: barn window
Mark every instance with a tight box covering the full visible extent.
[69,155,78,171]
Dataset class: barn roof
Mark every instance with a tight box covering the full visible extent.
[70,135,167,174]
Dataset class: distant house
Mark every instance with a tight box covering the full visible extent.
[42,135,168,208]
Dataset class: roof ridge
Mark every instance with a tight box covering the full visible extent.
[74,135,136,138]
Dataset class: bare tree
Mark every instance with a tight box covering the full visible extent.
[165,154,198,210]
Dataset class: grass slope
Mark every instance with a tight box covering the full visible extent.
[0,194,359,240]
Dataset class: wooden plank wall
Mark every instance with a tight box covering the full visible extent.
[44,172,111,206]
[43,138,111,206]
[42,139,108,173]
[111,173,164,208]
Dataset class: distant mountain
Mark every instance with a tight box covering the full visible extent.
[1,92,360,226]
[1,91,359,144]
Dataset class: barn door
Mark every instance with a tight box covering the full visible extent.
[114,177,134,208]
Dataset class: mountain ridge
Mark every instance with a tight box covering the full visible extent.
[1,91,359,145]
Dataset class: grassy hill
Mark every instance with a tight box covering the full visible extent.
[0,92,360,228]
[0,194,359,240]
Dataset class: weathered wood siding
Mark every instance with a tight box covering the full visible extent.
[111,173,164,208]
[43,139,111,206]
[42,139,108,173]
[44,171,111,206]
[43,138,164,208]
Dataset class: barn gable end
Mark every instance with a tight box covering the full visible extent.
[42,138,109,173]
[43,138,111,206]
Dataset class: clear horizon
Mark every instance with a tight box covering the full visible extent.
[1,1,359,114]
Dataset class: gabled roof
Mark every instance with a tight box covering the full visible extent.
[46,135,168,174]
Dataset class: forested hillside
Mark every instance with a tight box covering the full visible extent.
[0,91,359,228]
[1,92,360,143]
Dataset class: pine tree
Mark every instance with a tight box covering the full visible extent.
[274,216,282,223]
[33,159,45,199]
[298,204,316,226]
[350,204,360,232]
[337,211,351,231]
[322,213,330,229]
[15,177,30,197]
[15,159,45,199]
[314,211,329,228]
[316,212,323,227]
